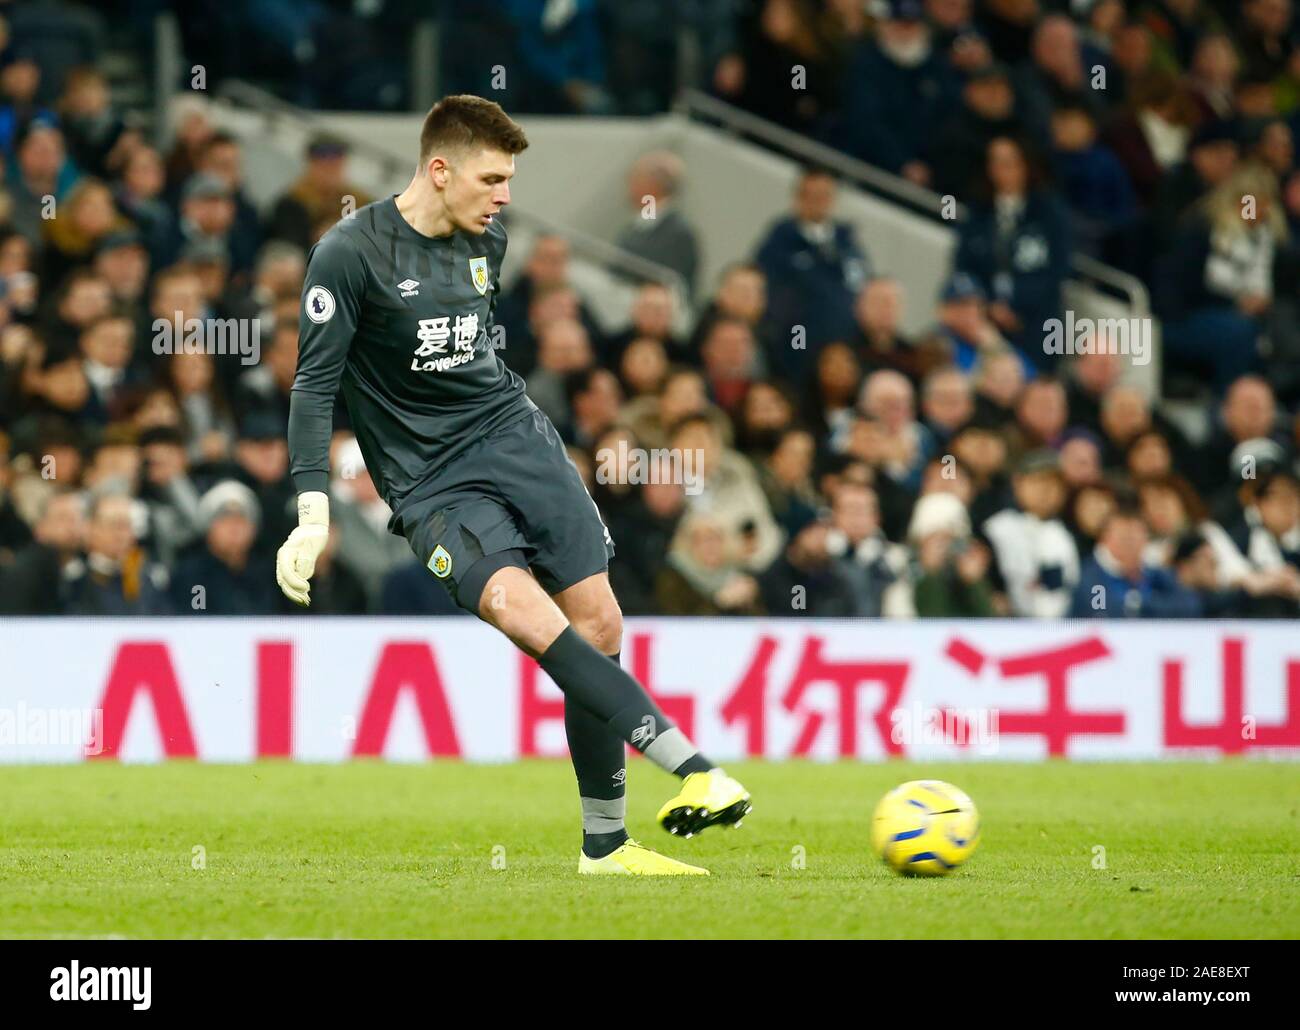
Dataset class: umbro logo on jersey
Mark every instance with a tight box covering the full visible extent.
[397,278,419,297]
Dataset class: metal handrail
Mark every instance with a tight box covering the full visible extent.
[1070,253,1150,314]
[215,80,410,182]
[211,80,689,297]
[675,88,1153,314]
[676,88,946,215]
[504,209,690,296]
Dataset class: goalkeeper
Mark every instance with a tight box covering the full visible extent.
[277,95,751,875]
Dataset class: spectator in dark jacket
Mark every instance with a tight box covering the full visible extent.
[501,0,612,114]
[1235,0,1299,80]
[1015,15,1112,147]
[599,450,686,617]
[1151,118,1241,251]
[93,229,151,325]
[823,480,907,616]
[1186,32,1240,124]
[756,424,819,535]
[605,280,684,369]
[493,236,602,379]
[1157,163,1283,392]
[1049,104,1138,261]
[8,121,81,245]
[929,61,1027,199]
[0,55,55,155]
[137,425,204,569]
[76,314,140,427]
[57,67,130,180]
[976,0,1040,65]
[755,167,871,355]
[1216,468,1300,616]
[1065,349,1122,436]
[1141,0,1227,70]
[63,492,171,615]
[171,479,278,614]
[839,0,960,185]
[113,145,174,269]
[758,512,858,617]
[223,410,295,557]
[953,135,1072,370]
[1166,530,1250,617]
[0,433,33,561]
[265,136,371,252]
[0,489,84,613]
[849,276,947,385]
[1198,375,1289,488]
[193,132,263,285]
[234,317,296,430]
[162,173,251,277]
[691,263,782,382]
[1071,505,1200,617]
[713,0,843,138]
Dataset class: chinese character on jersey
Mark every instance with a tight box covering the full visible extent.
[453,313,479,353]
[415,317,450,356]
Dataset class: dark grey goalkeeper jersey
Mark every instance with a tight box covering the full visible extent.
[288,196,536,533]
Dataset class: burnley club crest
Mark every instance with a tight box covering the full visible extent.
[469,257,489,296]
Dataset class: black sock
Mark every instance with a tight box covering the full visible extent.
[539,627,713,777]
[673,753,713,776]
[568,652,629,860]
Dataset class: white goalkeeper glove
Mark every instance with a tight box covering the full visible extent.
[276,491,330,607]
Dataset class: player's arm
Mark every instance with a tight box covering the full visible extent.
[277,232,366,606]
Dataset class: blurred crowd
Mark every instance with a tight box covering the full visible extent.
[0,0,1298,619]
[529,163,1300,621]
[709,0,1300,398]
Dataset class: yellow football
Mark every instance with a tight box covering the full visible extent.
[870,779,980,876]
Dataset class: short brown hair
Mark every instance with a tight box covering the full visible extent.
[418,95,529,165]
[1135,473,1207,523]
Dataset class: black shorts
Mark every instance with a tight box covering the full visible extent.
[400,409,614,609]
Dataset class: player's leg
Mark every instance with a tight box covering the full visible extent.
[475,563,751,841]
[476,410,751,838]
[473,563,706,771]
[551,572,629,859]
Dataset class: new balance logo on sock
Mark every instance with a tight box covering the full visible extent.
[630,715,657,748]
[612,768,626,786]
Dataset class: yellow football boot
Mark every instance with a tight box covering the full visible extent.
[656,769,752,838]
[578,839,710,875]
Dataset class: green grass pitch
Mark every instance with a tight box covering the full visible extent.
[1,760,1296,939]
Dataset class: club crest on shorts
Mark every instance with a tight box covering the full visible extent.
[428,544,453,578]
[469,256,489,296]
